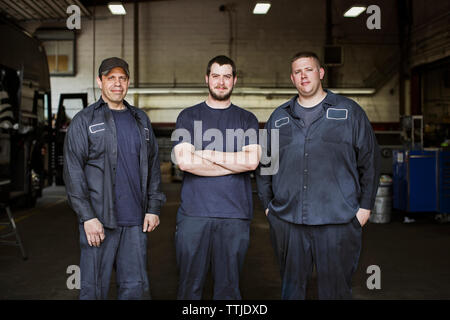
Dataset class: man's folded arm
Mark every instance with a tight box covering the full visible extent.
[174,142,236,176]
[196,144,261,173]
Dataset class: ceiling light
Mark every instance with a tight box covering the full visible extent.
[253,3,271,15]
[108,2,126,15]
[343,6,366,17]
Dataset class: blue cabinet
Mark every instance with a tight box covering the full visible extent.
[393,150,438,212]
[438,152,450,213]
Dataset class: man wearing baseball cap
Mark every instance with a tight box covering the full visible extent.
[63,57,165,299]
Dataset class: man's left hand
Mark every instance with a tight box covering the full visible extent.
[143,213,160,232]
[356,208,371,227]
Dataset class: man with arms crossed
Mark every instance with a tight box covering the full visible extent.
[64,57,165,299]
[256,52,380,299]
[173,55,260,299]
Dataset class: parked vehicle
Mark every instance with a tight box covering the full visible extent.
[0,18,51,206]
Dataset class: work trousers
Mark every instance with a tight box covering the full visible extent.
[267,213,362,300]
[175,213,251,300]
[78,224,150,300]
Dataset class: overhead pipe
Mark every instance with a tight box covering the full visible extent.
[126,87,375,95]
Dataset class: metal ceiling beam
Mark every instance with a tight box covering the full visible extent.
[80,0,166,7]
[0,0,22,20]
[22,0,53,19]
[11,0,41,20]
[42,0,67,17]
[51,0,69,16]
[70,0,92,17]
[0,0,34,20]
[39,0,63,18]
[0,0,112,21]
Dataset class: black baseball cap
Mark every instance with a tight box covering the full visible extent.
[98,57,130,78]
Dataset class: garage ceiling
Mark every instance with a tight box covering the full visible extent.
[0,0,91,21]
[0,0,168,22]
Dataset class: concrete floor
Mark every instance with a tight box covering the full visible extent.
[1,182,450,300]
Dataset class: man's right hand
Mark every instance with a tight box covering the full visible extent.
[83,218,105,247]
[265,208,269,216]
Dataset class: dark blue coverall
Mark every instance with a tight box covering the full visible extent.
[63,98,165,299]
[256,90,380,299]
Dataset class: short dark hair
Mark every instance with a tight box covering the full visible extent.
[291,51,322,68]
[206,55,236,77]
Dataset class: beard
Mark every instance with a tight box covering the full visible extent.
[208,85,234,101]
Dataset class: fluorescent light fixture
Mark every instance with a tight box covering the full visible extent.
[253,2,271,14]
[108,2,126,15]
[343,6,366,17]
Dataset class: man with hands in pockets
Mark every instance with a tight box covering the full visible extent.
[256,51,380,299]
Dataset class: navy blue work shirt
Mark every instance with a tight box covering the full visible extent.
[111,108,142,226]
[173,102,259,220]
[256,90,381,225]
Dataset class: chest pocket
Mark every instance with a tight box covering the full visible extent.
[321,108,348,144]
[274,117,292,148]
[321,125,345,144]
[88,122,106,158]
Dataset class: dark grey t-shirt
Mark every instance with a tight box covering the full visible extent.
[173,102,259,220]
[294,99,324,128]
